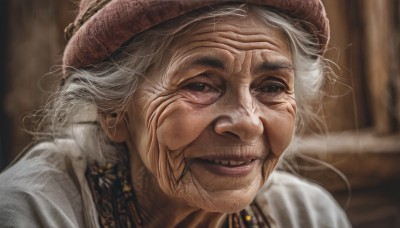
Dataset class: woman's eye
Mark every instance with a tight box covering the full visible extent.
[254,80,290,103]
[259,84,286,94]
[181,81,221,105]
[257,82,287,94]
[184,83,215,92]
[184,83,208,92]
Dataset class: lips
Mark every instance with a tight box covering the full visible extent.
[203,158,254,167]
[192,156,260,177]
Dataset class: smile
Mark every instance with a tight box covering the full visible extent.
[203,159,254,167]
[193,157,260,177]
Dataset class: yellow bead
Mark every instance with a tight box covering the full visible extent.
[245,215,252,222]
[123,183,132,192]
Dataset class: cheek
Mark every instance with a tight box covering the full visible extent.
[144,98,217,195]
[261,100,296,156]
[156,101,214,150]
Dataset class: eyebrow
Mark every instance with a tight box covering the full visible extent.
[256,61,294,73]
[191,57,225,70]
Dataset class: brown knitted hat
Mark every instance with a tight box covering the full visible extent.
[63,0,330,71]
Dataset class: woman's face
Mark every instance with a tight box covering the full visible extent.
[123,15,296,212]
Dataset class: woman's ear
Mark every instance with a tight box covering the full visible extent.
[99,113,129,143]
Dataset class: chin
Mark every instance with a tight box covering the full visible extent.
[195,190,259,213]
[176,175,263,213]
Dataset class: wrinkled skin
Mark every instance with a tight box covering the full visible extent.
[105,15,296,227]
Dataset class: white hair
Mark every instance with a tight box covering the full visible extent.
[34,4,329,160]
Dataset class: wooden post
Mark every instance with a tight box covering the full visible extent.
[389,0,400,132]
[320,0,369,132]
[362,0,393,135]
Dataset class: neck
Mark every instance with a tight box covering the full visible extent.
[129,150,227,227]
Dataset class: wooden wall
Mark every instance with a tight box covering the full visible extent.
[1,0,75,166]
[320,0,370,132]
[300,1,400,227]
[0,0,9,169]
[305,0,400,135]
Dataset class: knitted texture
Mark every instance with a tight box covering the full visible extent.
[63,0,330,72]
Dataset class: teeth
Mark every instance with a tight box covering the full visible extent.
[221,160,229,165]
[208,159,251,166]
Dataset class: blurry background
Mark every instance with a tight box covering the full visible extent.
[0,0,399,227]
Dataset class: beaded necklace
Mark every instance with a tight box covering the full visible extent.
[86,154,271,228]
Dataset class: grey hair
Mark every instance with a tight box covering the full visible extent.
[35,4,328,159]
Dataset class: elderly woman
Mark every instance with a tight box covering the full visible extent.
[0,0,351,227]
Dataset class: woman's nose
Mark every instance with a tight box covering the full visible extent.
[213,107,264,142]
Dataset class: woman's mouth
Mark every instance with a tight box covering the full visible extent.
[193,157,259,177]
[203,158,254,167]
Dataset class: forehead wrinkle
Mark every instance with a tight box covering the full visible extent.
[193,21,275,36]
[218,32,282,49]
[178,34,284,53]
[171,26,288,62]
[166,17,291,83]
[188,20,285,48]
